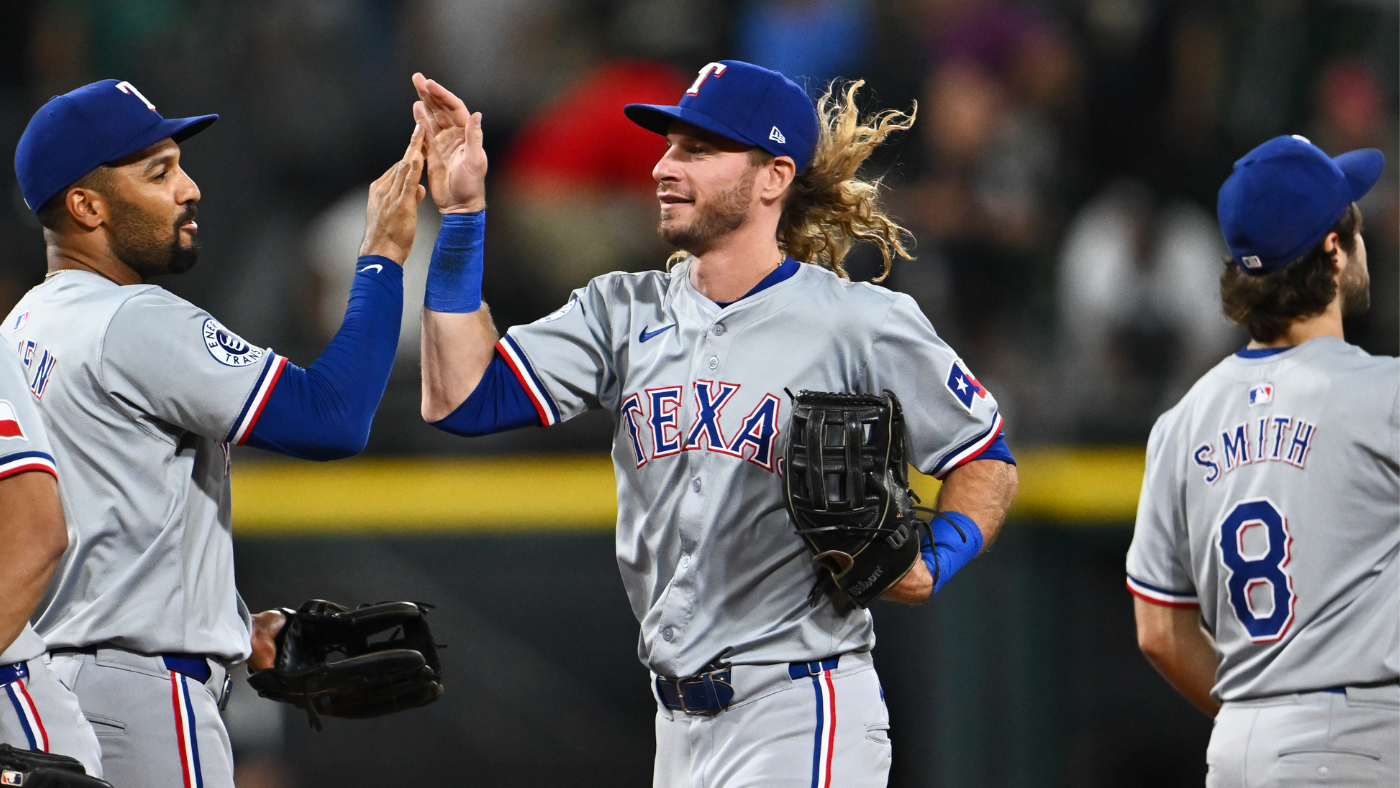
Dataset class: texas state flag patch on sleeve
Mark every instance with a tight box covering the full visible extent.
[0,400,24,439]
[945,359,988,412]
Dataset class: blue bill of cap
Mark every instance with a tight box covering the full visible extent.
[1335,148,1384,202]
[623,104,760,151]
[106,114,218,164]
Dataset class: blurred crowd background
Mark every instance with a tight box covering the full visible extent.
[0,1,1395,786]
[0,0,1393,452]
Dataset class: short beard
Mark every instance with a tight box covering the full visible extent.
[658,167,756,254]
[108,196,199,279]
[1340,256,1370,317]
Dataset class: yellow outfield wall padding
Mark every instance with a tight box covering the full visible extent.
[231,447,1146,536]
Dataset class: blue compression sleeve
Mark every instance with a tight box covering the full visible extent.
[920,511,984,595]
[245,257,403,460]
[424,211,485,313]
[430,351,542,437]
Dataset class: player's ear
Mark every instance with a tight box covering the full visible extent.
[64,186,109,230]
[1321,231,1347,280]
[761,156,797,202]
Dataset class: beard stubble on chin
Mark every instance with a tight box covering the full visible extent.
[107,195,200,279]
[657,167,757,253]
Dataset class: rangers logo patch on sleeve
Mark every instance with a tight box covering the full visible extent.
[202,318,265,367]
[945,358,988,412]
[536,297,577,324]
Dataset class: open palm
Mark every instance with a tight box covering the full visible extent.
[412,73,488,214]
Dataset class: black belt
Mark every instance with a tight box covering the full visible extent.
[656,656,842,714]
[50,647,213,683]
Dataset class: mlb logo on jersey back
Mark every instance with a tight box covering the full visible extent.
[8,311,27,332]
[1249,383,1273,406]
[945,359,988,412]
[0,400,25,440]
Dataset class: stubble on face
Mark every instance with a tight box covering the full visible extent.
[107,194,199,279]
[1339,248,1370,317]
[657,165,758,253]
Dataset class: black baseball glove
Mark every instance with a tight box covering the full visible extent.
[247,600,444,730]
[782,389,930,608]
[0,744,112,787]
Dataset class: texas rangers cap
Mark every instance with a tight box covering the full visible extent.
[624,60,820,173]
[15,79,217,213]
[1217,135,1383,275]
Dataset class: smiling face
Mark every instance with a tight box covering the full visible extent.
[652,121,764,254]
[101,138,203,278]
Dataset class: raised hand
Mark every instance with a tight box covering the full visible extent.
[360,123,427,264]
[412,72,488,214]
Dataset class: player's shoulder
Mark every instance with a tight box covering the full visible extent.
[577,267,675,305]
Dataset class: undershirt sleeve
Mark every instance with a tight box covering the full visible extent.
[430,351,542,437]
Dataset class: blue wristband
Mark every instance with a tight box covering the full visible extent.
[920,511,984,595]
[425,210,485,313]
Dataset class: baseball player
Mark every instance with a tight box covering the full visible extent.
[0,350,103,777]
[1127,135,1397,786]
[7,79,426,787]
[411,62,1019,786]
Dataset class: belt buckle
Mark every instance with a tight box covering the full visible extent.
[670,677,692,714]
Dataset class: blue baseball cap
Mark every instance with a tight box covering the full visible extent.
[1218,135,1383,275]
[15,79,217,213]
[624,60,820,173]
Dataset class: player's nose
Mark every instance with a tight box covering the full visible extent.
[652,146,682,183]
[176,168,201,204]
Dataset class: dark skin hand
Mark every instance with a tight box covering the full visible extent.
[881,458,1019,604]
[248,610,286,672]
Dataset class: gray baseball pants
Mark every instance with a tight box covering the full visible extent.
[1207,685,1399,788]
[653,650,892,788]
[0,654,103,776]
[51,649,233,788]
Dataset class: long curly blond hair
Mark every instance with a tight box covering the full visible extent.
[666,80,916,280]
[781,80,916,280]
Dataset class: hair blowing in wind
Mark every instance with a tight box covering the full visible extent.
[779,80,917,280]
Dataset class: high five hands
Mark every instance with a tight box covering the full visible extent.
[412,73,488,215]
[360,123,427,265]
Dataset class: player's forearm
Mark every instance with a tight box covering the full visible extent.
[936,459,1018,550]
[420,306,499,421]
[1134,598,1221,717]
[0,472,67,654]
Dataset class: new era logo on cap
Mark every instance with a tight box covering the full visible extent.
[1242,255,1262,269]
[769,126,785,144]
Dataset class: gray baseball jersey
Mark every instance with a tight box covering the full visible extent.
[5,270,288,663]
[500,259,1004,677]
[0,346,58,667]
[1127,337,1399,701]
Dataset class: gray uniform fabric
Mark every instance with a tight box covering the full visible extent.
[503,260,1003,678]
[51,650,231,788]
[1127,337,1399,701]
[652,651,890,788]
[0,348,102,776]
[1206,686,1399,788]
[5,270,284,663]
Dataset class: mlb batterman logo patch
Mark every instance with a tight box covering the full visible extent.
[1,769,23,785]
[1249,383,1273,406]
[202,318,264,367]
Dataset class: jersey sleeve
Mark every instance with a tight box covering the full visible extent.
[496,279,618,426]
[0,353,56,479]
[868,293,1005,479]
[1125,412,1199,607]
[100,292,286,443]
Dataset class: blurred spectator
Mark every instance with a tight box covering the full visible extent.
[734,0,871,89]
[306,186,440,365]
[1057,180,1238,441]
[494,59,687,313]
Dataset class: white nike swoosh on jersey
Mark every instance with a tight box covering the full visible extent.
[358,264,383,274]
